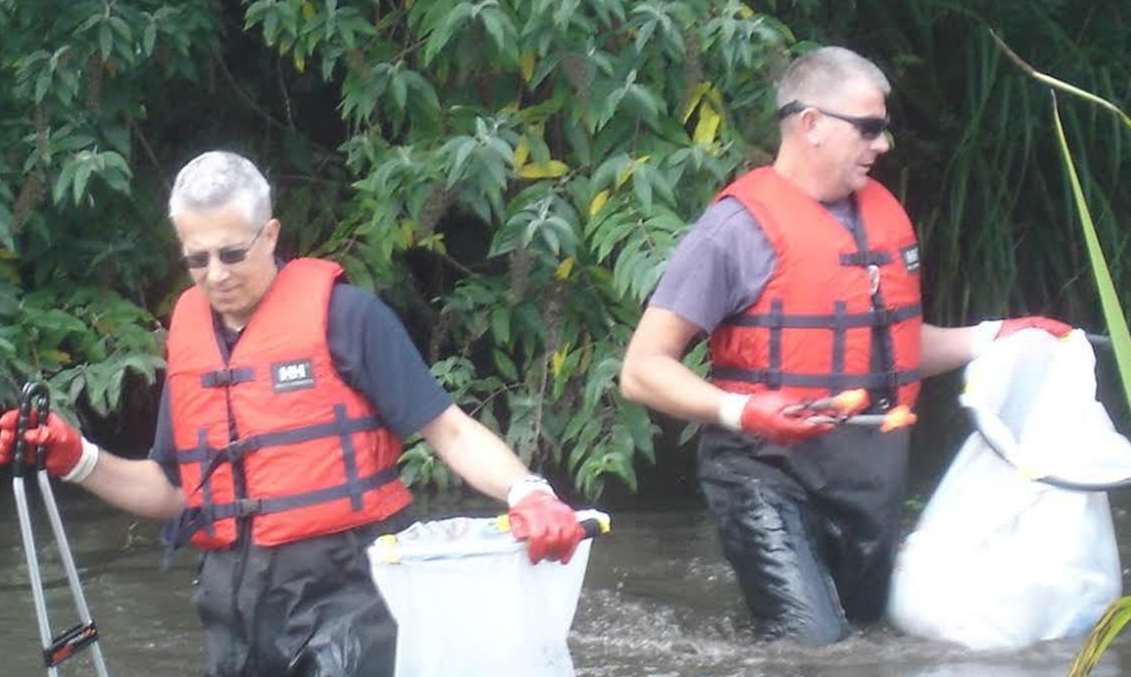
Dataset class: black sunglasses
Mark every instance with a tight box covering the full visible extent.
[182,224,266,269]
[776,100,890,140]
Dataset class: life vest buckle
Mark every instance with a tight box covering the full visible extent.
[234,498,263,518]
[224,438,253,461]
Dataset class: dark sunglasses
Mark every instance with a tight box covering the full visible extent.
[776,100,890,140]
[182,224,266,269]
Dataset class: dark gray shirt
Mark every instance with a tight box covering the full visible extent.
[651,196,860,332]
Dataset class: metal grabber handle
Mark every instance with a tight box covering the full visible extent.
[12,381,110,677]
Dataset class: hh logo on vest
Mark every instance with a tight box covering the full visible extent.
[272,359,315,392]
[901,244,920,273]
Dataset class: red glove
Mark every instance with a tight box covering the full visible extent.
[0,409,87,478]
[733,391,837,445]
[508,491,584,564]
[0,410,16,463]
[997,316,1073,339]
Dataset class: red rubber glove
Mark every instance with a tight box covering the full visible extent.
[737,391,837,445]
[508,491,584,565]
[0,409,16,463]
[997,316,1073,339]
[0,409,85,478]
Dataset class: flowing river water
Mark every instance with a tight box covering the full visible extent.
[1,371,1130,676]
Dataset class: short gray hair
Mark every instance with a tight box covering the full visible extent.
[168,151,272,227]
[775,46,891,110]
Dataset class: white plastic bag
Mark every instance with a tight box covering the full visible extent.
[368,511,602,677]
[887,330,1128,650]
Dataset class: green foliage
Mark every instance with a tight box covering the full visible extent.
[242,0,794,497]
[0,1,221,417]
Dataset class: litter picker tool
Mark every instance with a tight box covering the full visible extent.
[11,381,110,677]
[784,389,919,432]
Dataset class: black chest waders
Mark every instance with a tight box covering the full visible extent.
[11,382,110,677]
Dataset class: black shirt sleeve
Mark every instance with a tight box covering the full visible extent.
[325,283,452,438]
[148,385,179,486]
[148,283,452,487]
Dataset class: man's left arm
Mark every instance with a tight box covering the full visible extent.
[328,284,583,563]
[418,404,529,502]
[920,316,1073,378]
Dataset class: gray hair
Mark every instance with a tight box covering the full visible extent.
[775,46,891,110]
[168,151,272,227]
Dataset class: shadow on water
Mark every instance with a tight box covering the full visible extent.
[1,349,1130,675]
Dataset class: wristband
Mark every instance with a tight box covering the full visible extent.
[507,474,554,507]
[61,437,100,483]
[718,392,751,432]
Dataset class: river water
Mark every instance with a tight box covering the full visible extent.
[2,372,1130,676]
[0,485,1128,676]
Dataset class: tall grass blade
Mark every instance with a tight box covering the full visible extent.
[990,29,1131,132]
[1050,94,1131,415]
[1068,597,1131,676]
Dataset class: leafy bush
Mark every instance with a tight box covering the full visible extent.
[239,0,797,497]
[0,1,219,414]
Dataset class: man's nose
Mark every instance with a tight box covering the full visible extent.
[205,256,230,283]
[871,131,891,154]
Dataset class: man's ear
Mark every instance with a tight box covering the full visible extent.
[799,108,824,146]
[264,218,282,251]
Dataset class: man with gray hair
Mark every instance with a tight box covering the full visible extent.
[619,47,1070,644]
[0,149,586,675]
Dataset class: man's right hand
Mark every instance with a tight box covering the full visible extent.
[720,391,837,445]
[0,410,92,480]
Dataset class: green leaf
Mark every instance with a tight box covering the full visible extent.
[491,306,510,344]
[492,349,519,381]
[1051,95,1131,414]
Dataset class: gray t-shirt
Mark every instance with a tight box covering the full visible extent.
[651,196,860,332]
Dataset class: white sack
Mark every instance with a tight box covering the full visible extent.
[369,512,600,677]
[887,330,1127,650]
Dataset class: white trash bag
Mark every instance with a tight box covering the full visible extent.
[369,510,607,677]
[887,329,1130,650]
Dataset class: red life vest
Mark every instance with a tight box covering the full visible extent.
[167,258,412,549]
[708,167,922,407]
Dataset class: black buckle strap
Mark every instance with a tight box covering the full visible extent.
[200,368,255,388]
[233,498,262,518]
[722,303,921,329]
[711,366,921,390]
[840,250,891,267]
[167,465,401,552]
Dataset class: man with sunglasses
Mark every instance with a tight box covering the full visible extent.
[0,150,585,676]
[619,47,1071,645]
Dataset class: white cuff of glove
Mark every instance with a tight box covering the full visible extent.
[507,474,555,507]
[61,437,100,483]
[718,393,751,432]
[970,320,1003,359]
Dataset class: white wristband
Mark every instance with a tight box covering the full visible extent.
[61,437,100,483]
[507,474,555,507]
[970,320,1003,359]
[718,393,752,432]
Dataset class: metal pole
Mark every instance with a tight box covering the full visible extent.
[13,475,59,677]
[38,470,110,677]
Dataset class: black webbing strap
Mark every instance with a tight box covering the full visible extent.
[721,303,921,329]
[201,466,400,522]
[200,368,255,388]
[183,414,384,494]
[839,250,891,267]
[710,366,921,390]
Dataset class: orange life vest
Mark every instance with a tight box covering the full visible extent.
[167,258,412,549]
[708,167,922,407]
